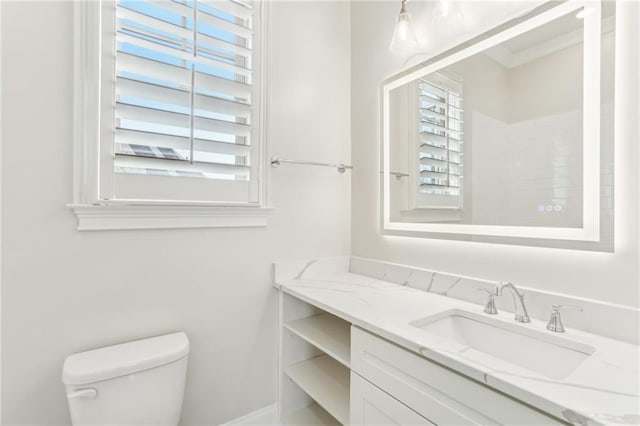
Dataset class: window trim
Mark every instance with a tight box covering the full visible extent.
[71,0,271,230]
[69,204,270,231]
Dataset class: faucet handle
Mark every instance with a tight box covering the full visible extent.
[547,304,583,333]
[476,287,498,315]
[477,286,498,295]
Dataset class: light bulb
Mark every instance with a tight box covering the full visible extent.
[390,0,418,53]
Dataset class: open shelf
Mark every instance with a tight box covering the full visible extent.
[284,313,350,367]
[285,355,350,425]
[282,403,341,426]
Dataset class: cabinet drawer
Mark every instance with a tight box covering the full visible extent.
[351,326,564,425]
[351,372,434,426]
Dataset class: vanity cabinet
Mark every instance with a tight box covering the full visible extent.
[278,291,565,425]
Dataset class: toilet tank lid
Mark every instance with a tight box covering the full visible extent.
[62,332,189,385]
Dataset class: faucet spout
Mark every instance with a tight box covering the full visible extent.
[495,281,530,323]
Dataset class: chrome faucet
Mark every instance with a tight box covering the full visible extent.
[494,281,530,323]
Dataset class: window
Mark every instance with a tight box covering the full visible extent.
[72,0,269,230]
[413,74,463,211]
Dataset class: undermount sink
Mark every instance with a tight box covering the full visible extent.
[411,309,595,380]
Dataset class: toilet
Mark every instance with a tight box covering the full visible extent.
[62,332,189,425]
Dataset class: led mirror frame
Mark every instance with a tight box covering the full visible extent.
[382,1,602,241]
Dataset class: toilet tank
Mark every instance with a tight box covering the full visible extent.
[62,332,189,426]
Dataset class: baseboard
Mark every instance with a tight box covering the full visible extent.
[221,403,278,426]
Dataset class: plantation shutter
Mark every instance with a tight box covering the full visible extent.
[416,75,463,209]
[104,0,261,203]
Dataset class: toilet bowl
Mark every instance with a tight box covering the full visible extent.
[62,332,189,425]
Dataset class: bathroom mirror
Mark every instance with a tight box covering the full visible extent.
[382,1,615,250]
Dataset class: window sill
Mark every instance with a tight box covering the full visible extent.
[69,204,271,231]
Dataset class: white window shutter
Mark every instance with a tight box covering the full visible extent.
[100,0,262,204]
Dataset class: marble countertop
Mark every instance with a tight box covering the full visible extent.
[275,261,640,425]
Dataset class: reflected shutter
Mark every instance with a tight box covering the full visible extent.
[416,75,464,208]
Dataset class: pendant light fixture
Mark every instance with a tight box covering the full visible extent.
[390,0,418,53]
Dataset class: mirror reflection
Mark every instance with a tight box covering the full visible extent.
[387,5,614,236]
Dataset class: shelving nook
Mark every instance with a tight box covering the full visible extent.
[279,293,351,425]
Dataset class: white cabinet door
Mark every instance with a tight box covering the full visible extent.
[350,372,434,426]
[351,326,563,425]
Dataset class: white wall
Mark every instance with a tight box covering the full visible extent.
[351,1,639,307]
[0,1,350,425]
